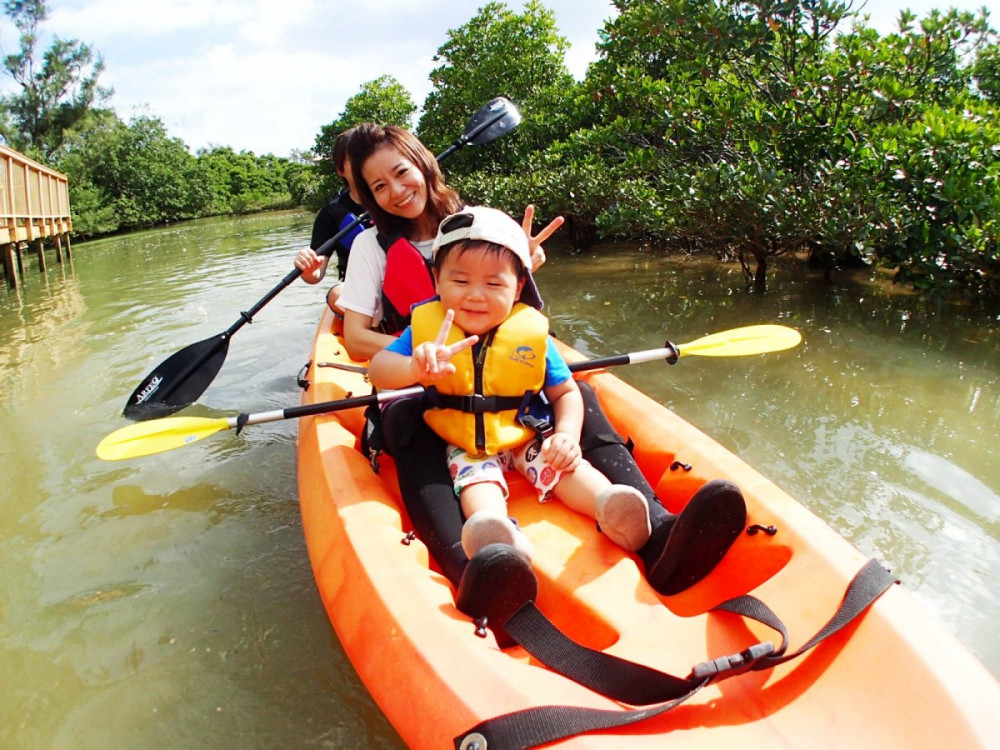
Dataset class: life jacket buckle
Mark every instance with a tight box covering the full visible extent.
[458,394,491,413]
[518,413,554,440]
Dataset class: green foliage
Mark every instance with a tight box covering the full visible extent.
[196,146,296,214]
[54,114,210,233]
[554,0,999,297]
[55,112,304,236]
[973,42,1000,101]
[872,103,1000,298]
[284,155,323,209]
[417,0,578,177]
[6,0,1000,303]
[0,0,110,158]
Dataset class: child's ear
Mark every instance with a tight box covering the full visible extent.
[516,276,526,297]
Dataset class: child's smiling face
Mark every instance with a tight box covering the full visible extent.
[434,243,526,336]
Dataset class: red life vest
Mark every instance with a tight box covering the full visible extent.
[377,233,436,335]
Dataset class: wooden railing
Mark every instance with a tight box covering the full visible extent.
[1,143,73,289]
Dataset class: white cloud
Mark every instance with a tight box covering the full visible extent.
[48,0,248,39]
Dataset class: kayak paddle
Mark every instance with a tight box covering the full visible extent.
[122,96,524,422]
[98,324,800,460]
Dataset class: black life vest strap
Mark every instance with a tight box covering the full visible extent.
[454,558,896,750]
[426,390,527,414]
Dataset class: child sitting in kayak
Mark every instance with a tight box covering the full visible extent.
[368,206,655,561]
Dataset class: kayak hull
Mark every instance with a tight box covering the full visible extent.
[297,307,1000,748]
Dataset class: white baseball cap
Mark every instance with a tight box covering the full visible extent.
[432,205,543,309]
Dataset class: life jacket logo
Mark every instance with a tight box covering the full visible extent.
[135,375,162,404]
[509,346,537,367]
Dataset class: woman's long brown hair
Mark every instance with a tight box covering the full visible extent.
[347,124,463,239]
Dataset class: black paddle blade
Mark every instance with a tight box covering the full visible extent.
[463,97,522,146]
[123,334,230,421]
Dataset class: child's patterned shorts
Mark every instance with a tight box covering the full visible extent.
[446,440,561,502]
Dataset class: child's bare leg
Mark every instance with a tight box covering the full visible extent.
[554,461,652,552]
[460,482,533,559]
[549,461,608,517]
[460,481,508,519]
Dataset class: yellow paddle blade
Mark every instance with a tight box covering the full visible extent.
[679,324,801,357]
[96,416,232,461]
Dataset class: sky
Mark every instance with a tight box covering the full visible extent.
[0,0,993,158]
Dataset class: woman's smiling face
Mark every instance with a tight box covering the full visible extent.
[361,144,428,220]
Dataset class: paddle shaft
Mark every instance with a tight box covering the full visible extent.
[102,324,800,459]
[569,345,679,372]
[227,385,425,430]
[274,326,795,424]
[234,346,679,428]
[284,328,790,421]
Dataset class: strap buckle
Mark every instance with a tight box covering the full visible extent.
[689,641,775,682]
[458,394,489,413]
[518,413,554,440]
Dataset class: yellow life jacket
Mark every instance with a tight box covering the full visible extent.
[412,300,548,456]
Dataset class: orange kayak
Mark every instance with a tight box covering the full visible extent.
[296,306,1000,749]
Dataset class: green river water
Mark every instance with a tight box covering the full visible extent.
[2,210,998,748]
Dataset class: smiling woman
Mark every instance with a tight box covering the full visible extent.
[338,123,465,360]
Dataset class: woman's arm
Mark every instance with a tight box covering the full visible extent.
[338,229,394,359]
[342,310,397,361]
[368,347,419,389]
[369,311,477,388]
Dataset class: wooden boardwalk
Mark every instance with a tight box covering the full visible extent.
[1,144,73,289]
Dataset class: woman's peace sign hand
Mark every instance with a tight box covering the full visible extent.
[522,204,564,272]
[411,309,478,381]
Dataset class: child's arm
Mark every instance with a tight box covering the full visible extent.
[369,309,478,390]
[540,377,584,472]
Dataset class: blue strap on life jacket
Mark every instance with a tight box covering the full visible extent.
[337,211,365,250]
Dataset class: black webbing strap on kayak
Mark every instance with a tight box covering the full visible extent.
[714,558,897,669]
[454,558,896,750]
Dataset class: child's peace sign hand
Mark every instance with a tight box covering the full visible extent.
[411,309,478,381]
